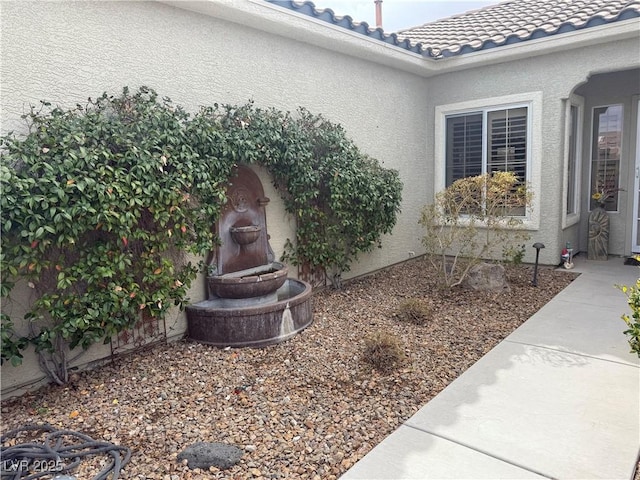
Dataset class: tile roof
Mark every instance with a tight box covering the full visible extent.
[267,0,423,53]
[397,0,640,58]
[267,0,640,58]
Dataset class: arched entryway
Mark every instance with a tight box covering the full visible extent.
[571,68,640,257]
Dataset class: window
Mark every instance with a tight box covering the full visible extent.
[445,113,482,185]
[436,93,541,229]
[446,106,528,185]
[445,105,529,215]
[566,104,579,215]
[590,105,623,211]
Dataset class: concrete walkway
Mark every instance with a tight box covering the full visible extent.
[341,256,640,479]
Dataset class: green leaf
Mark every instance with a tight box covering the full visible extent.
[0,87,403,379]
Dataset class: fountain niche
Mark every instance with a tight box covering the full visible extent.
[186,165,313,347]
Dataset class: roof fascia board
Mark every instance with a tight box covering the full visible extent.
[158,0,436,77]
[432,19,640,74]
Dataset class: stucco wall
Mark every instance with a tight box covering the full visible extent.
[1,0,429,270]
[425,37,640,265]
[0,1,430,394]
[2,1,637,395]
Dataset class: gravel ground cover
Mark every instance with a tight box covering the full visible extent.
[1,258,580,479]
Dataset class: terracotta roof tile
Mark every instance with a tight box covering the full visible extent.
[267,0,640,58]
[396,0,640,57]
[267,0,426,53]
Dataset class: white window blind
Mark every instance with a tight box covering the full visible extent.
[445,106,528,186]
[487,107,527,180]
[444,105,529,216]
[446,113,482,186]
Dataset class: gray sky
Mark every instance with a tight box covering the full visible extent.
[312,0,498,32]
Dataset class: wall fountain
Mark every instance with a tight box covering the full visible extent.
[186,165,313,347]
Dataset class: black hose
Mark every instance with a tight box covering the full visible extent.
[1,424,131,480]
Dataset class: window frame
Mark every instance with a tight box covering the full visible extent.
[435,92,542,230]
[563,95,583,228]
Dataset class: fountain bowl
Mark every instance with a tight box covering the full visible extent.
[186,278,313,347]
[230,225,261,245]
[207,262,288,299]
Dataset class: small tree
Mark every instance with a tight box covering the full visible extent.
[419,171,531,287]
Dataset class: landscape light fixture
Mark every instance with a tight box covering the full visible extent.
[532,242,545,286]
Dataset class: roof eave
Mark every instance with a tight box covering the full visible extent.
[159,0,439,78]
[425,18,640,74]
[158,1,638,78]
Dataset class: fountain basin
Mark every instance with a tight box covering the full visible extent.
[186,279,313,347]
[230,225,261,245]
[207,262,288,299]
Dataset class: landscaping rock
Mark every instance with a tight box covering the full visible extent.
[464,262,511,292]
[177,442,243,470]
[1,259,576,479]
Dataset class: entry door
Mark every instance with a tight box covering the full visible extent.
[633,99,640,253]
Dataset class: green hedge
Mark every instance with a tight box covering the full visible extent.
[0,87,402,377]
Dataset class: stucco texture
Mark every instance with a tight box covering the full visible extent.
[2,0,638,395]
[425,37,640,264]
[1,0,429,270]
[1,1,429,394]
